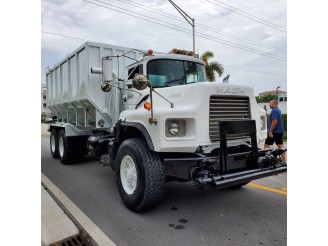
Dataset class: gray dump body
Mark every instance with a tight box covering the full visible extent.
[46,42,144,128]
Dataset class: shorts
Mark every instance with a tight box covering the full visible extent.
[265,132,284,145]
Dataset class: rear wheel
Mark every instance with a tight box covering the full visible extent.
[115,138,165,212]
[50,129,59,159]
[58,130,77,164]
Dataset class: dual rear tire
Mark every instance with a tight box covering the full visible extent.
[50,129,59,159]
[58,130,75,164]
[50,129,87,164]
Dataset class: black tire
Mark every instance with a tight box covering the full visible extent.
[58,130,78,164]
[50,129,59,159]
[115,138,165,212]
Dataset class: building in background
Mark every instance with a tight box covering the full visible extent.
[257,90,287,114]
[41,84,52,115]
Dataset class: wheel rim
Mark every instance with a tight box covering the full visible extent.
[50,134,56,153]
[59,135,64,158]
[120,155,137,195]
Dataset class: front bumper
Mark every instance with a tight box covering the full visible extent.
[196,165,287,189]
[164,119,287,187]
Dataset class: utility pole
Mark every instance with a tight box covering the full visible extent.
[276,86,281,100]
[168,0,195,52]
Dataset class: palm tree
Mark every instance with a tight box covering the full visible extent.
[201,51,224,82]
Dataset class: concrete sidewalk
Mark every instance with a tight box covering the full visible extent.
[41,124,94,245]
[41,186,79,245]
[41,124,81,245]
[41,124,116,246]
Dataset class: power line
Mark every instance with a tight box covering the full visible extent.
[41,31,287,76]
[196,32,286,61]
[210,0,287,30]
[82,0,192,35]
[113,0,286,54]
[224,65,286,76]
[221,0,286,27]
[42,30,287,76]
[84,0,286,61]
[91,0,286,60]
[41,31,87,41]
[196,24,286,54]
[204,0,287,33]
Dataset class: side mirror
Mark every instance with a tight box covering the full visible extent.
[132,74,149,90]
[101,82,112,92]
[91,58,114,92]
[102,58,113,83]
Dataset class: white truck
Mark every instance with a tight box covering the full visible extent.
[46,42,287,212]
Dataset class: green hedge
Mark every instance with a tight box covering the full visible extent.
[282,114,287,141]
[282,114,287,132]
[41,113,47,123]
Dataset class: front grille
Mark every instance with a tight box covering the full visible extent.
[209,95,251,142]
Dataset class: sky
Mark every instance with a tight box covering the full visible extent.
[41,0,287,95]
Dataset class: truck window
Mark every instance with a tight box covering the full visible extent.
[184,61,206,84]
[147,59,205,87]
[128,65,143,80]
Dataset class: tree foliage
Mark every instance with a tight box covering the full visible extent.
[201,51,224,82]
[256,94,276,103]
[41,113,47,123]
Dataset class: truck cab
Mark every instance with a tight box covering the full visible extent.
[118,50,267,153]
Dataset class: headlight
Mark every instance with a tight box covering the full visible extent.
[168,122,179,135]
[165,119,187,137]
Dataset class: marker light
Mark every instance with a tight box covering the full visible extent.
[144,102,151,110]
[169,48,195,56]
[144,49,154,57]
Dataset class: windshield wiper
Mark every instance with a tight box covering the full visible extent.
[164,79,182,87]
[135,94,150,109]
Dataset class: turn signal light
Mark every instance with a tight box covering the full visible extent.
[144,102,151,110]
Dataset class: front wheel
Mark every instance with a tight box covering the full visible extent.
[115,138,165,212]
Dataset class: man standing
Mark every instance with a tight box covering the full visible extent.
[264,100,286,162]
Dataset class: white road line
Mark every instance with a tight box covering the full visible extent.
[41,173,116,246]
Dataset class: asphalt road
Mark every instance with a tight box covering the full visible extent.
[41,135,287,246]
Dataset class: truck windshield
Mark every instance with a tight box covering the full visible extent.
[147,59,206,87]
